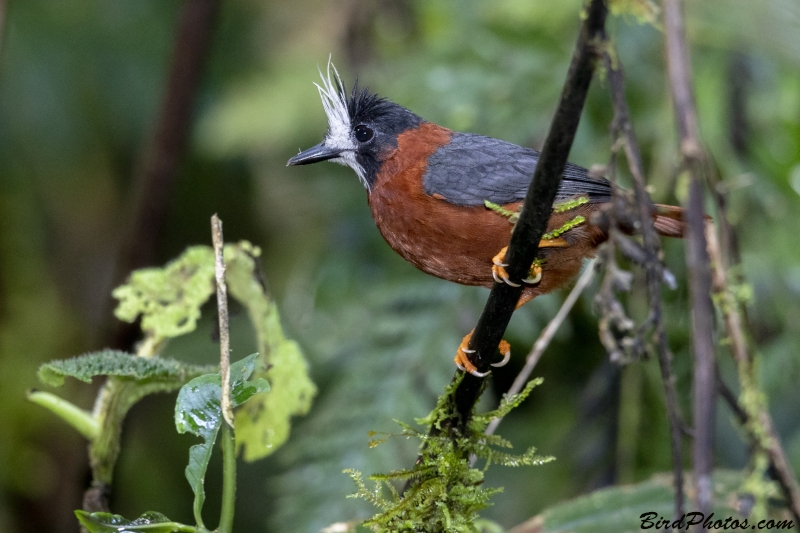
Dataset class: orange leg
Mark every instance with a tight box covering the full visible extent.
[454,292,536,377]
[491,239,569,287]
[455,331,511,377]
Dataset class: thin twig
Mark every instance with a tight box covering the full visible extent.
[605,48,686,525]
[211,214,234,427]
[716,370,748,426]
[484,259,597,438]
[663,0,716,522]
[706,224,800,525]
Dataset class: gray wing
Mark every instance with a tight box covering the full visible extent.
[422,132,611,206]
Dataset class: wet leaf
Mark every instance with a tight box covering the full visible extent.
[74,510,200,533]
[174,353,269,525]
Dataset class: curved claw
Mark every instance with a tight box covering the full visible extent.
[455,348,492,377]
[468,367,492,378]
[455,331,492,377]
[492,247,509,267]
[522,271,542,284]
[492,264,521,287]
[492,247,519,285]
[491,341,512,367]
[491,244,548,287]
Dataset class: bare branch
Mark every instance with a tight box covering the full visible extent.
[211,214,234,428]
[663,0,716,522]
[604,47,687,524]
[121,0,221,270]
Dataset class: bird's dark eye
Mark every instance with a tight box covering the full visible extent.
[354,125,374,143]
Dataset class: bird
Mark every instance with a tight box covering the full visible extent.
[287,63,687,377]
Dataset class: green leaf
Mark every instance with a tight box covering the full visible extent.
[509,470,762,533]
[33,351,217,477]
[112,246,216,340]
[74,510,199,533]
[224,242,317,461]
[174,353,269,528]
[38,349,217,387]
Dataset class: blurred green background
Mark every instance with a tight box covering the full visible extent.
[1,0,799,531]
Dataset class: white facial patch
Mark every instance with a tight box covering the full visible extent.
[315,59,369,188]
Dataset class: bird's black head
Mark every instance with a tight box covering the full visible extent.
[286,63,422,190]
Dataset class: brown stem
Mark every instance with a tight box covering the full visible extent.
[605,49,687,527]
[211,214,233,427]
[727,51,750,160]
[122,0,221,270]
[663,0,716,523]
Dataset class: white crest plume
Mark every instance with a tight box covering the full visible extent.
[314,58,351,142]
[314,57,368,188]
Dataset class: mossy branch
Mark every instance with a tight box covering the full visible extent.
[707,224,800,524]
[348,377,551,531]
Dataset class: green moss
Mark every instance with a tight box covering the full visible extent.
[484,197,589,241]
[552,196,589,213]
[483,200,517,220]
[542,215,586,240]
[347,377,553,532]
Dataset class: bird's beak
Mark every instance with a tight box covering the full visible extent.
[286,142,342,166]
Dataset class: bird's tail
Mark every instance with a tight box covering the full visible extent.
[652,203,707,238]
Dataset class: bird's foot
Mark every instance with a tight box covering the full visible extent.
[454,331,512,377]
[492,239,567,286]
[492,247,520,287]
[523,262,543,284]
